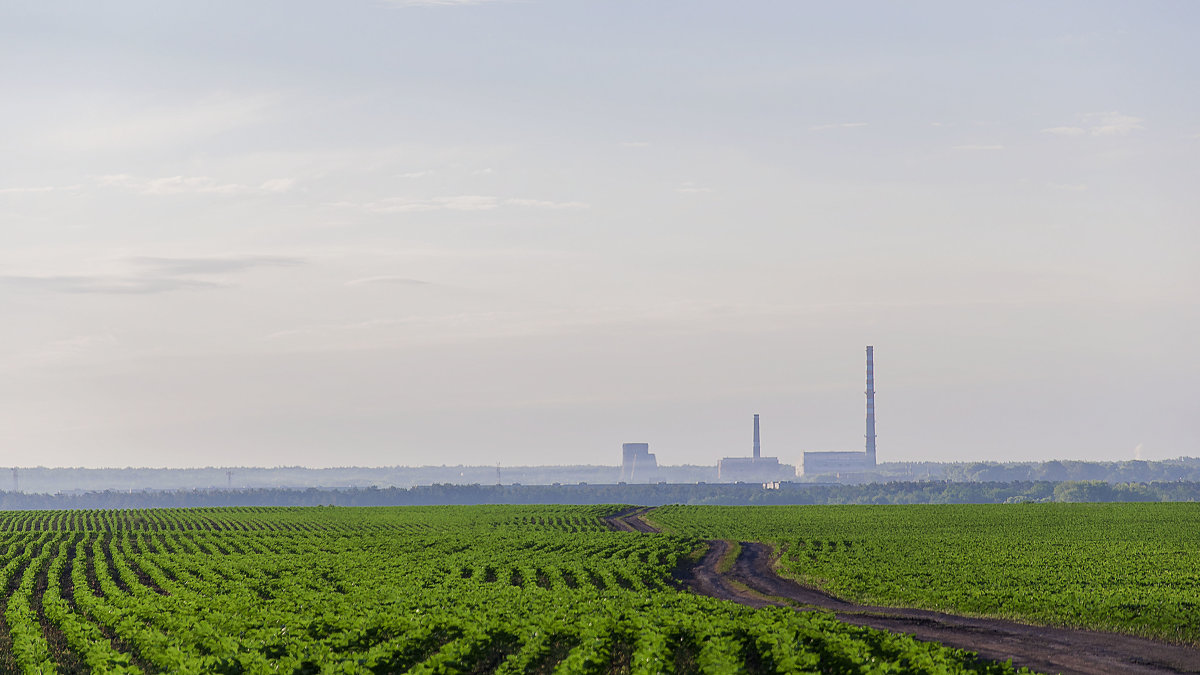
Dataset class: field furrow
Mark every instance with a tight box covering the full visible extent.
[5,503,1189,673]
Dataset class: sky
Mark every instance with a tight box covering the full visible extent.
[0,1,1196,468]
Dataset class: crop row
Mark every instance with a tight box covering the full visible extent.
[0,505,615,535]
[0,506,1031,673]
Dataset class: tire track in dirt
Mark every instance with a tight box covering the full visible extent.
[607,507,1200,675]
[601,507,658,533]
[721,541,1200,675]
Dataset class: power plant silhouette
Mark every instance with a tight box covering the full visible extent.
[799,345,878,476]
[621,346,879,482]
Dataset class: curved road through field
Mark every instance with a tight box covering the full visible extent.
[605,507,1200,675]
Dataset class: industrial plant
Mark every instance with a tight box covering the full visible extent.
[620,346,881,482]
[799,345,879,477]
[620,443,658,482]
[717,414,795,482]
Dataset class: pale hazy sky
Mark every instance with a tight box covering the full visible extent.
[1,1,1196,468]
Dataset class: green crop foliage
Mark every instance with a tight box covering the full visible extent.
[650,502,1200,646]
[0,505,1032,673]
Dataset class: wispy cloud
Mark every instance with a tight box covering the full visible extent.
[504,198,588,209]
[333,195,588,213]
[130,255,305,275]
[1088,112,1144,135]
[809,122,868,131]
[382,0,508,5]
[1046,182,1089,192]
[50,93,277,152]
[349,195,498,212]
[620,141,650,148]
[0,275,223,295]
[47,333,119,353]
[345,276,432,287]
[952,144,1004,151]
[397,170,434,178]
[98,174,295,195]
[0,185,79,195]
[1041,112,1144,137]
[0,254,305,295]
[1041,126,1087,136]
[676,182,710,194]
[1052,30,1126,46]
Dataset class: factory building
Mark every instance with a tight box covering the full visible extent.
[620,443,658,482]
[718,414,796,482]
[800,346,879,477]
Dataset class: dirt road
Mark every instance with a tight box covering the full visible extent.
[606,508,1200,675]
[601,506,659,533]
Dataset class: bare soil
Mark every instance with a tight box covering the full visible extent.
[601,507,658,533]
[605,508,1200,675]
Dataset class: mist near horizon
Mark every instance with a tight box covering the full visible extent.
[0,1,1195,469]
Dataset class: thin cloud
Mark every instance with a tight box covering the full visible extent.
[952,144,1004,151]
[1041,126,1086,136]
[397,170,434,178]
[1042,112,1144,137]
[130,255,305,275]
[0,275,223,295]
[50,93,277,153]
[504,198,588,209]
[47,333,119,352]
[262,317,416,342]
[259,178,295,192]
[98,174,295,195]
[382,0,507,5]
[1086,112,1144,136]
[809,122,868,131]
[336,195,587,213]
[620,141,651,147]
[1046,182,1089,192]
[362,195,498,212]
[0,186,77,195]
[1052,31,1125,46]
[0,254,304,295]
[345,276,432,287]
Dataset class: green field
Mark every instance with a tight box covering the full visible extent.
[0,505,1027,674]
[651,502,1200,645]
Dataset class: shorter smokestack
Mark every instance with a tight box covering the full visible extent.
[753,414,761,459]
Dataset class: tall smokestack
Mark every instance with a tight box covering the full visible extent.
[865,346,877,466]
[753,414,761,459]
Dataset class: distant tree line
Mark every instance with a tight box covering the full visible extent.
[2,464,718,493]
[8,459,1199,494]
[937,459,1200,484]
[1,480,1198,510]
